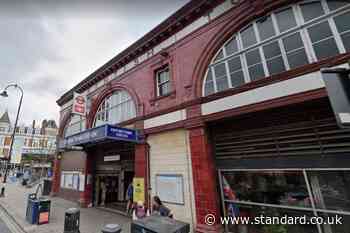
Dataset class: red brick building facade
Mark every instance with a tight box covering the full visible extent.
[54,1,350,232]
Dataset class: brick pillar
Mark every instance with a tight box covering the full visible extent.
[51,155,61,196]
[80,152,93,207]
[189,127,222,233]
[134,143,149,206]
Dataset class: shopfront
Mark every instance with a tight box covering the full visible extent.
[88,141,135,211]
[58,123,142,210]
[212,98,350,233]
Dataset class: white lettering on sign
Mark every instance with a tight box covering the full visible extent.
[104,155,120,162]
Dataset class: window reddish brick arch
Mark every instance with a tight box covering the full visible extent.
[58,110,73,139]
[192,0,302,98]
[87,83,141,129]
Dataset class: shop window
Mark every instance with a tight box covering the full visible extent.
[93,90,136,127]
[156,66,171,97]
[219,169,350,233]
[202,0,350,96]
[61,172,80,190]
[221,170,311,208]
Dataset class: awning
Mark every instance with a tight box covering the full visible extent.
[59,124,142,149]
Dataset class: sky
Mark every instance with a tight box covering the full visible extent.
[0,0,189,127]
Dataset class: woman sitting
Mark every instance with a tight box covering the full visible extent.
[152,196,173,218]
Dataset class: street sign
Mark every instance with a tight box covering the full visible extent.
[321,68,350,128]
[60,124,141,148]
[72,92,86,116]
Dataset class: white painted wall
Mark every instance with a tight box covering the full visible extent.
[202,71,326,115]
[148,129,196,232]
[144,109,186,129]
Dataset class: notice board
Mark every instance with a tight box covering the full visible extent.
[156,174,184,205]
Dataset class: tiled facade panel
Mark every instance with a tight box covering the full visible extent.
[148,129,196,231]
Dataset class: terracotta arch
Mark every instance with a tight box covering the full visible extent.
[192,0,294,98]
[87,83,141,128]
[58,110,72,139]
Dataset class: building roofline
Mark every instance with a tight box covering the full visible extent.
[57,0,224,106]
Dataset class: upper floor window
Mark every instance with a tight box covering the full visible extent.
[156,66,171,97]
[203,0,350,96]
[93,90,136,127]
[64,114,86,138]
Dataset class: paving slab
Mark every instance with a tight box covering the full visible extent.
[0,182,131,233]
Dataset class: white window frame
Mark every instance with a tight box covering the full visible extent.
[61,171,80,190]
[202,0,350,97]
[156,67,171,97]
[93,90,136,127]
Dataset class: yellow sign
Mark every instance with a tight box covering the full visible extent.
[133,177,145,203]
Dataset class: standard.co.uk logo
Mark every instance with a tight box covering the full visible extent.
[204,214,343,226]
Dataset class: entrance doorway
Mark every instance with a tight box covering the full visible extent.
[96,175,119,206]
[95,170,134,213]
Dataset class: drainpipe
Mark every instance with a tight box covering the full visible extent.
[145,142,151,213]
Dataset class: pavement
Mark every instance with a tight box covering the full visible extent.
[0,217,12,233]
[0,181,131,233]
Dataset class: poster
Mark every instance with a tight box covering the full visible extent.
[79,174,85,191]
[156,174,184,204]
[11,136,24,164]
[133,177,145,203]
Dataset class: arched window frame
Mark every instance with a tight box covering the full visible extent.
[203,0,350,96]
[92,90,136,127]
[63,114,86,138]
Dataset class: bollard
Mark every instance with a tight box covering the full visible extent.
[0,186,4,197]
[64,208,80,233]
[101,224,122,233]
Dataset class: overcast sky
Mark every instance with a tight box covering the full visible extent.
[0,0,189,127]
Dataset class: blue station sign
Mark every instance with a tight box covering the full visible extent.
[60,124,141,148]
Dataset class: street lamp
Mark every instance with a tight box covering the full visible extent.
[0,84,23,191]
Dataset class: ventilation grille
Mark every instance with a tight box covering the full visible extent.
[214,118,350,159]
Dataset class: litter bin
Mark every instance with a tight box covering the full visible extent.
[26,193,39,224]
[38,199,51,225]
[42,179,52,196]
[131,215,190,233]
[102,224,122,233]
[26,193,52,225]
[64,208,80,233]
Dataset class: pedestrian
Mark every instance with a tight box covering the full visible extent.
[100,179,107,206]
[132,200,147,220]
[125,182,133,215]
[152,196,173,218]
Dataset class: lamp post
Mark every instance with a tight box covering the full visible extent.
[0,84,23,188]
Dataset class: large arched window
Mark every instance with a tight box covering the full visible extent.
[93,90,136,127]
[203,0,350,96]
[64,115,86,138]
